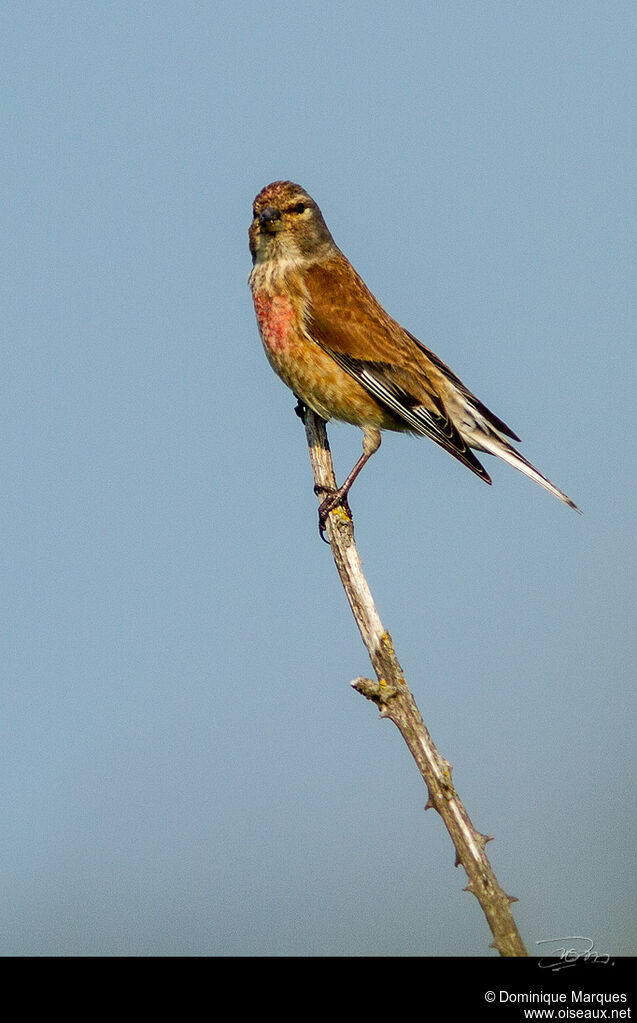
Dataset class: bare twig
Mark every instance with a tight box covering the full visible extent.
[301,406,528,957]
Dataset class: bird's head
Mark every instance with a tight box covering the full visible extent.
[249,181,334,266]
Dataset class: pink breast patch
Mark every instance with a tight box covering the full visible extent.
[252,291,296,355]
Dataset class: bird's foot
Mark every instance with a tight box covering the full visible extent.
[314,484,352,543]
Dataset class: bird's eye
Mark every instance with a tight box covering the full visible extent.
[292,202,306,214]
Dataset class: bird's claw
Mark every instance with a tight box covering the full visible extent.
[315,485,351,543]
[318,516,330,544]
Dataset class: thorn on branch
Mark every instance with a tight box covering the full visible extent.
[477,833,495,849]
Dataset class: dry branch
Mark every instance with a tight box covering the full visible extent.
[301,406,528,958]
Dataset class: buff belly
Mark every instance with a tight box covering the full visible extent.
[252,289,400,431]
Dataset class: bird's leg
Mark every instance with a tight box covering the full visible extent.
[316,428,381,540]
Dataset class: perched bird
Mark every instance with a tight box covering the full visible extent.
[249,180,578,532]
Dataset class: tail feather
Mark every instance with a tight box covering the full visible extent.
[475,434,580,512]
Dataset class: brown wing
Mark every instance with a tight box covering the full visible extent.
[303,254,494,483]
[403,330,521,443]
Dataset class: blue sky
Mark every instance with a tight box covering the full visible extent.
[1,1,635,955]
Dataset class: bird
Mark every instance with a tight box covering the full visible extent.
[248,180,578,534]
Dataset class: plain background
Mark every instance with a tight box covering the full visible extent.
[2,1,635,955]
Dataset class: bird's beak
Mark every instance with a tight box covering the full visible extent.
[258,206,282,233]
